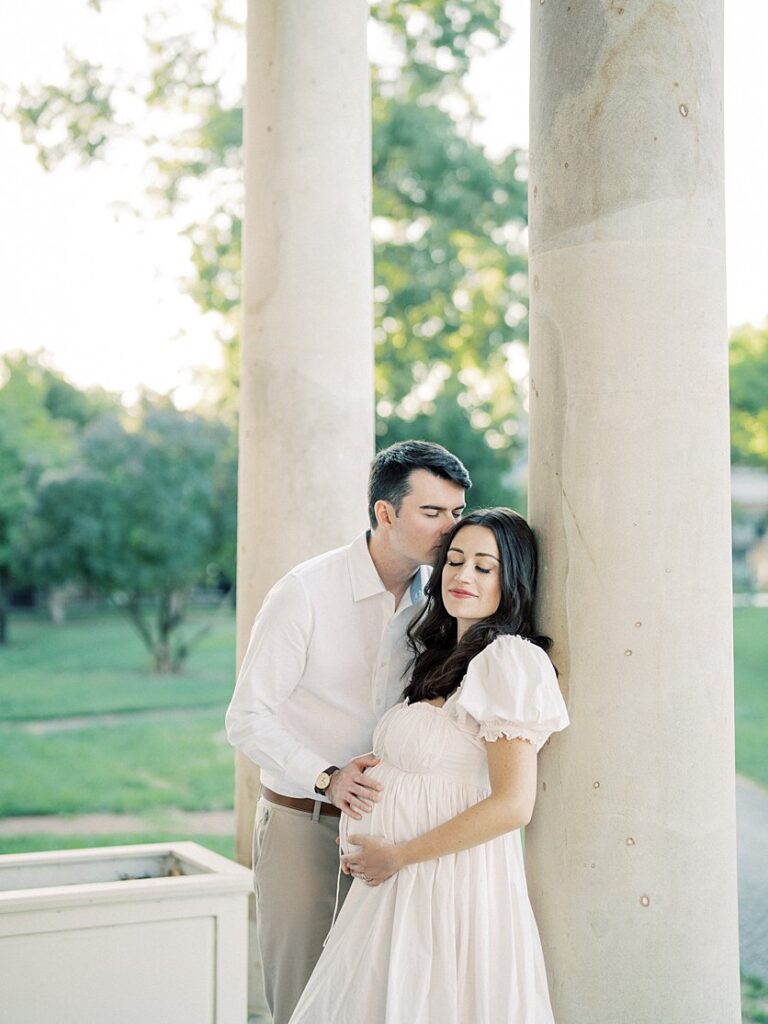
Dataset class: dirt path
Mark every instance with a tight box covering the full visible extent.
[0,809,234,837]
[10,705,218,735]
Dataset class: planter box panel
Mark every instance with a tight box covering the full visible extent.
[0,842,252,1024]
[1,916,216,1024]
[0,891,245,939]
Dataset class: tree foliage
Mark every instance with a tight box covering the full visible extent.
[0,352,117,641]
[730,321,768,469]
[26,399,236,671]
[6,0,530,509]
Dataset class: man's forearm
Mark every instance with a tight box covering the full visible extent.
[225,707,329,797]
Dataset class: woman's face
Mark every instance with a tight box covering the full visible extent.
[441,524,502,637]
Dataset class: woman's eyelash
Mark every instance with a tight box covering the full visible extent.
[447,559,463,567]
[477,567,492,574]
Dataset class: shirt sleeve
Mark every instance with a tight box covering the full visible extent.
[454,634,570,751]
[225,572,330,797]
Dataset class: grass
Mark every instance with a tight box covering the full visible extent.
[0,709,234,815]
[0,833,235,859]
[743,972,768,1024]
[0,606,236,828]
[734,607,768,789]
[0,606,235,720]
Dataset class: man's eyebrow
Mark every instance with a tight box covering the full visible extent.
[418,503,467,512]
[447,545,500,562]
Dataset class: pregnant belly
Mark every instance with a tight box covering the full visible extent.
[338,761,487,856]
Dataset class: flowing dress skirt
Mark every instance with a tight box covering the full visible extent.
[289,701,556,1024]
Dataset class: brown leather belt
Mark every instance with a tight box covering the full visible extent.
[261,785,341,818]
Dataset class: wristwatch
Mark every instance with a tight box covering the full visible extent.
[314,766,340,797]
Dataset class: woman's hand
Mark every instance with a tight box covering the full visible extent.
[341,835,403,886]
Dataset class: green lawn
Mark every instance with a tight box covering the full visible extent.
[0,832,235,858]
[734,607,768,789]
[0,603,765,832]
[0,606,235,720]
[743,972,768,1024]
[0,607,236,832]
[0,709,234,815]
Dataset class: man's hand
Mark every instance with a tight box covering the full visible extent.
[327,754,383,820]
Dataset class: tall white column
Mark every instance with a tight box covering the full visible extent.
[236,0,374,865]
[526,2,740,1021]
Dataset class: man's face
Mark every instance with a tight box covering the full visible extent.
[385,469,466,567]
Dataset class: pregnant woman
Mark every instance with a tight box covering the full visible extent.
[288,508,569,1024]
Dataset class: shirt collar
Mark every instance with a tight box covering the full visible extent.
[348,531,388,602]
[404,564,430,609]
[347,531,431,607]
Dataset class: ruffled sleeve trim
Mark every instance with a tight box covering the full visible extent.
[477,723,541,746]
[451,634,569,752]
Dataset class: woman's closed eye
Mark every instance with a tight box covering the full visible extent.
[447,559,493,574]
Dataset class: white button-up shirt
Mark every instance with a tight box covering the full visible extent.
[226,532,429,800]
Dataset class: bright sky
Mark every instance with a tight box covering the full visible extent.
[0,0,765,400]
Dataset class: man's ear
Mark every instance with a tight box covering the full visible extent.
[374,499,394,529]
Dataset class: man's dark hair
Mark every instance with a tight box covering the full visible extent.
[367,440,471,529]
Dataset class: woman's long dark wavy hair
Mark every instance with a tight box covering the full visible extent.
[403,508,552,705]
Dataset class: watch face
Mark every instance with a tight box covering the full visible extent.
[316,772,331,791]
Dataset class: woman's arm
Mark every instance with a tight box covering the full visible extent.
[343,735,538,886]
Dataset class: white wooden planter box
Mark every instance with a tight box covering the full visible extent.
[0,841,253,1024]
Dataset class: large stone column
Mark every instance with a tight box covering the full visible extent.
[526,3,740,1022]
[236,0,374,867]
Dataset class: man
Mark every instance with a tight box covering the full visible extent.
[226,440,471,1024]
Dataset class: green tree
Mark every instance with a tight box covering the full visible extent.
[6,0,529,508]
[26,399,236,671]
[730,321,768,469]
[0,352,108,641]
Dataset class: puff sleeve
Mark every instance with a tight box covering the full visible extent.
[453,634,569,751]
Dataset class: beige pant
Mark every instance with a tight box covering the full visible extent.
[253,796,352,1024]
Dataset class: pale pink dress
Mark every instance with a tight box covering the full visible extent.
[288,634,570,1024]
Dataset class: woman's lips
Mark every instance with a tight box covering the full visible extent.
[448,588,476,599]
